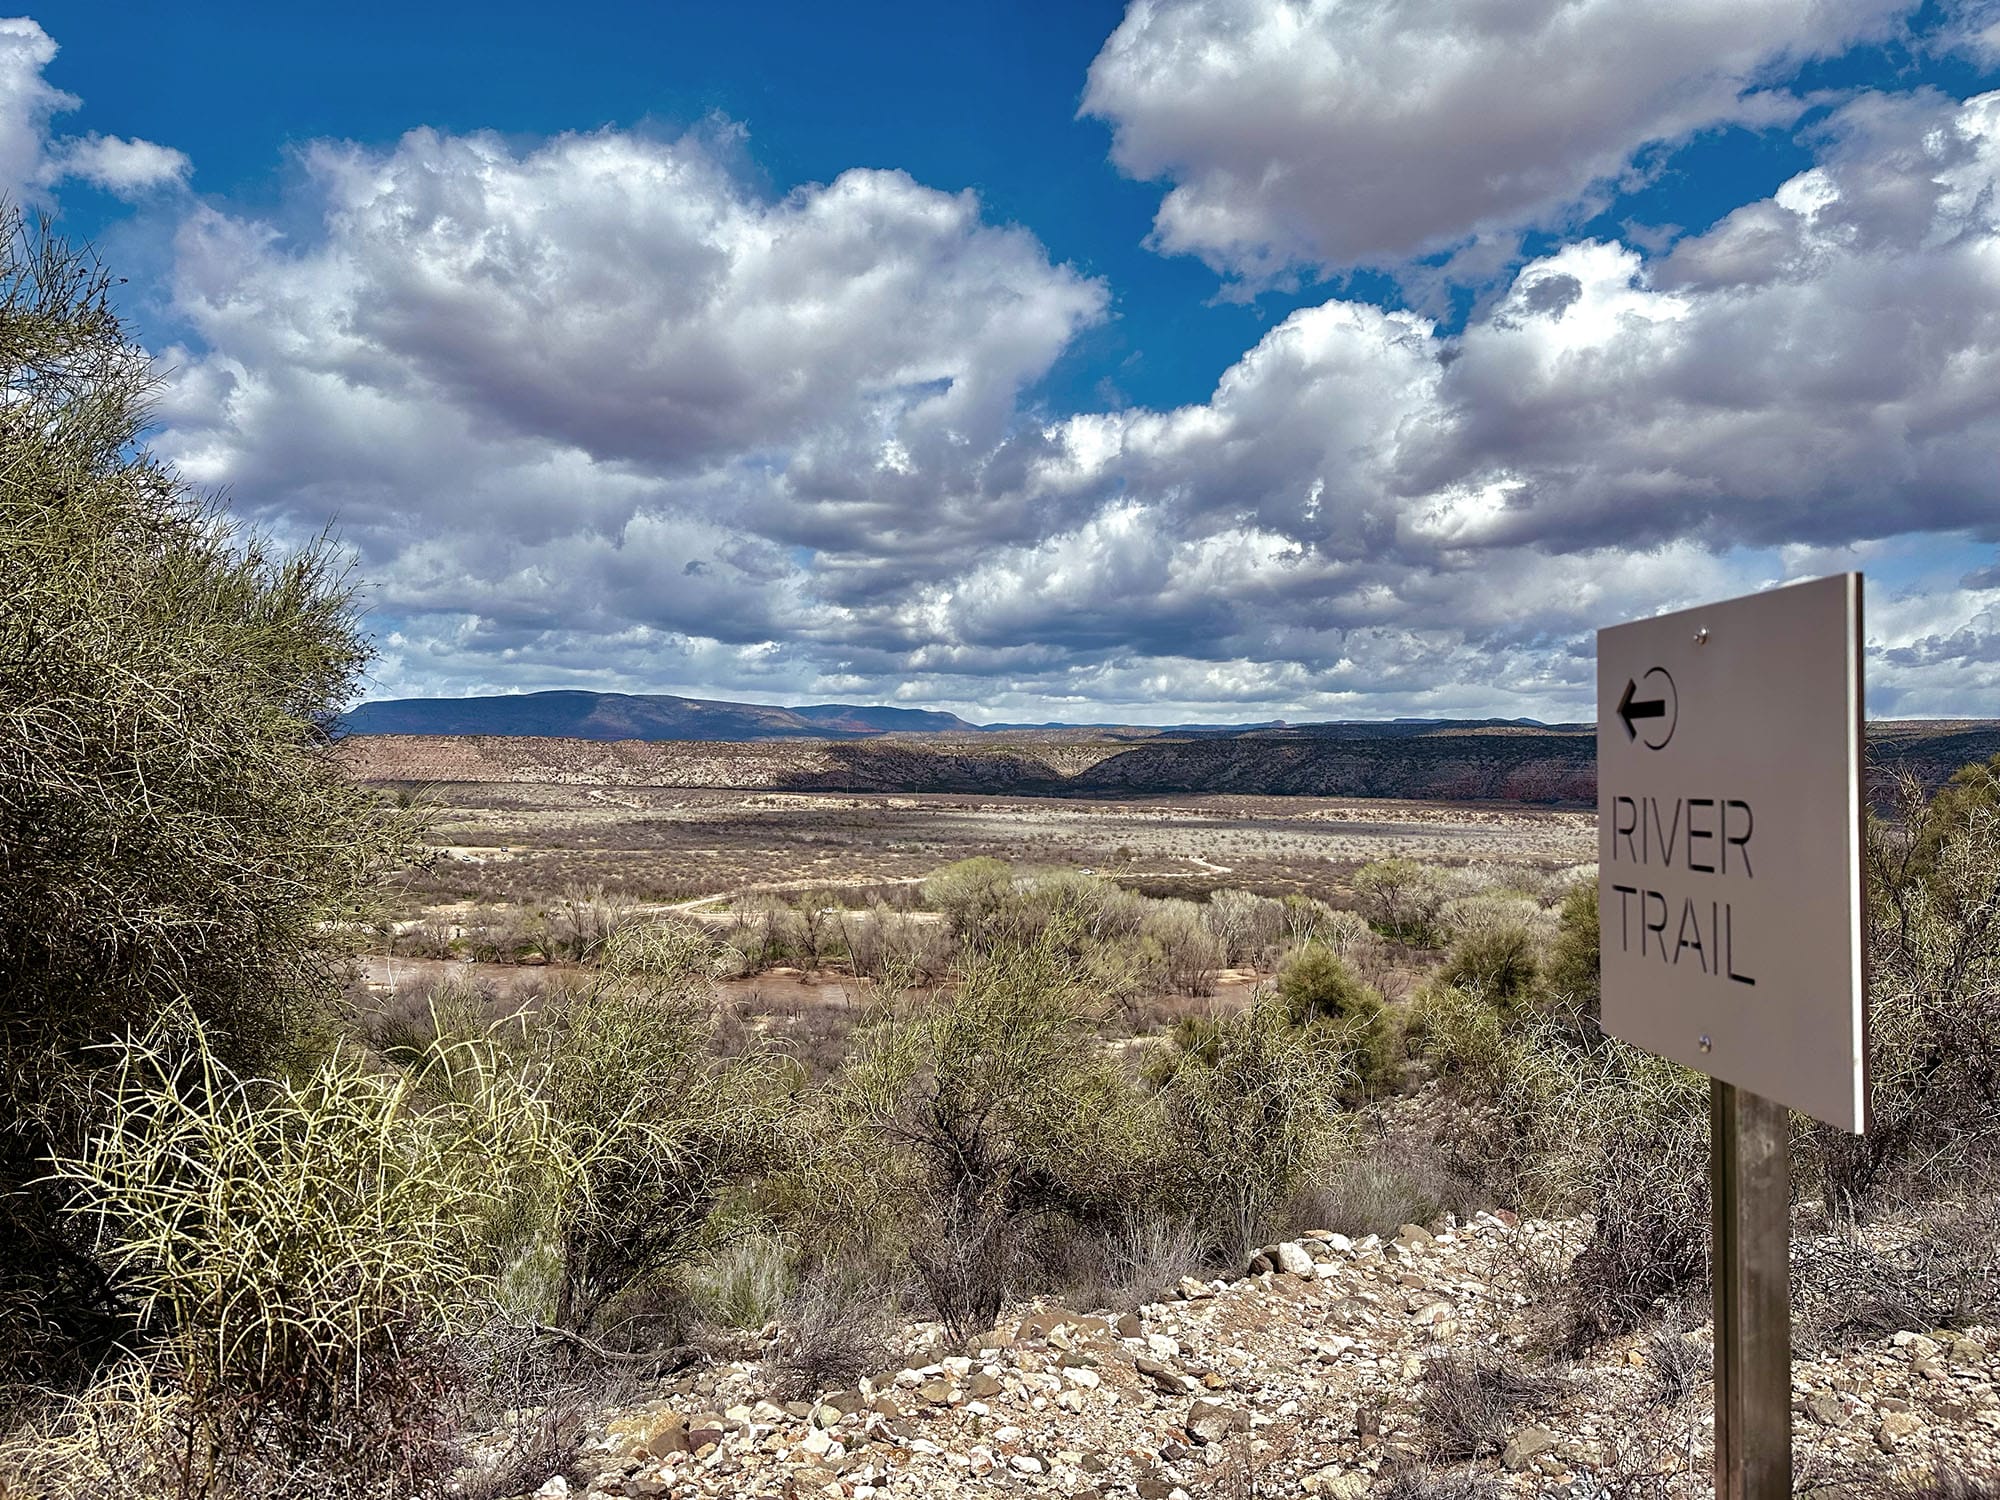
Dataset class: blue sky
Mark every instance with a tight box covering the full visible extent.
[11,1,2000,721]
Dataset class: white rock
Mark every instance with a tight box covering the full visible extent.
[533,1480,570,1500]
[1276,1242,1316,1276]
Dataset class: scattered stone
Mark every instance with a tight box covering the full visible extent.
[1877,1411,1924,1451]
[1503,1426,1557,1471]
[1186,1398,1252,1444]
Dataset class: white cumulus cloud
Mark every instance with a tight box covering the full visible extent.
[1081,0,1914,280]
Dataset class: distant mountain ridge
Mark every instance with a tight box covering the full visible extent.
[338,689,1563,742]
[339,690,983,742]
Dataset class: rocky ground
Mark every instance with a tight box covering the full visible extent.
[469,1211,2000,1500]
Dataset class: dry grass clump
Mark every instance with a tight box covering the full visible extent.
[1416,1351,1561,1461]
[760,1273,896,1402]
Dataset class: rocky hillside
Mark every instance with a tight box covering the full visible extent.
[338,721,2000,806]
[481,1209,2000,1499]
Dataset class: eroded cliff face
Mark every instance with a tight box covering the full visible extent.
[336,721,2000,804]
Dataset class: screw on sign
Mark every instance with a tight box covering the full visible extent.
[1596,573,1866,1500]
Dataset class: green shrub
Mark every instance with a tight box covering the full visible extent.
[1146,997,1352,1260]
[532,922,797,1335]
[37,1013,557,1492]
[836,938,1158,1336]
[1437,925,1539,1009]
[921,857,1014,945]
[0,210,419,1387]
[1811,773,2000,1208]
[1275,943,1382,1027]
[1539,881,1601,1016]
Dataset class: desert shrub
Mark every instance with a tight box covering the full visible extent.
[463,905,550,964]
[1437,891,1558,950]
[1539,880,1600,1017]
[0,210,419,1390]
[394,914,461,960]
[1142,898,1228,996]
[544,885,638,963]
[1370,1465,1506,1500]
[1146,996,1353,1260]
[1643,1307,1712,1407]
[788,889,847,968]
[723,894,807,971]
[836,938,1160,1336]
[1352,858,1447,945]
[838,900,956,981]
[1810,772,2000,1208]
[1794,1190,2000,1353]
[1544,1047,1710,1351]
[1280,894,1371,952]
[1415,977,1710,1347]
[1273,943,1395,1094]
[531,922,797,1335]
[921,857,1014,945]
[1045,1211,1211,1313]
[1408,982,1509,1088]
[1290,1134,1483,1239]
[1275,943,1381,1027]
[1436,924,1539,1009]
[1204,888,1287,965]
[33,1013,556,1494]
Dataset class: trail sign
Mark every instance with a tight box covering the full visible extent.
[1597,572,1866,1132]
[1598,573,1867,1500]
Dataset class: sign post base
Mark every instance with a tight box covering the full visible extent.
[1711,1079,1792,1500]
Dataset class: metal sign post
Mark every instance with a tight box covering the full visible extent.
[1596,574,1866,1500]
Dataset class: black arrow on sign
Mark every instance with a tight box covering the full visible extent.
[1617,678,1668,741]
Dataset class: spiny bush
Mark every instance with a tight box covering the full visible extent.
[760,1271,896,1402]
[530,922,798,1336]
[921,857,1014,945]
[1417,1351,1559,1460]
[0,208,418,1389]
[1811,771,2000,1208]
[1352,858,1447,945]
[1146,996,1353,1261]
[1436,924,1539,1010]
[835,938,1161,1337]
[22,1013,559,1495]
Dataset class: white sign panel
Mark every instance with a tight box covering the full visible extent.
[1597,573,1866,1132]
